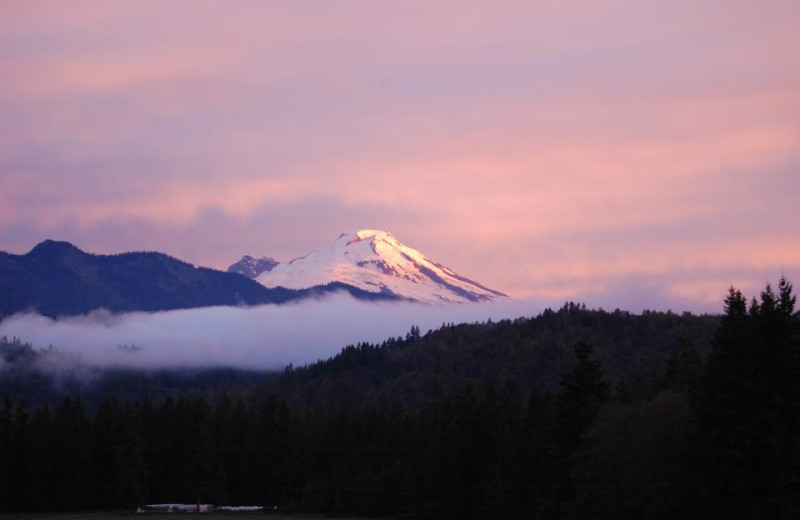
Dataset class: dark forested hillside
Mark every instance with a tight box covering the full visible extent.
[0,280,797,519]
[0,304,717,410]
[0,240,396,317]
[260,303,718,408]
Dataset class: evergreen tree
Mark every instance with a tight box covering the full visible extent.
[694,280,800,518]
[0,396,11,509]
[568,390,693,520]
[92,398,122,508]
[27,403,54,510]
[555,342,611,449]
[113,432,147,509]
[546,341,610,517]
[8,400,30,510]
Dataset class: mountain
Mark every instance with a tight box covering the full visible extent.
[0,232,503,317]
[0,240,395,317]
[227,255,279,278]
[256,229,507,304]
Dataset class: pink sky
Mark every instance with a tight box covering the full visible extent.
[2,0,799,312]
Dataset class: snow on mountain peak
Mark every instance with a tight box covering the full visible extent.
[351,229,391,240]
[256,230,507,304]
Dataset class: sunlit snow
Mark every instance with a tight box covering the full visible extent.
[256,230,507,304]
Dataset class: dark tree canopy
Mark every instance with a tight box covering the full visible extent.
[0,279,797,519]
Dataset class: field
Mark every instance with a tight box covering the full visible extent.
[0,515,326,520]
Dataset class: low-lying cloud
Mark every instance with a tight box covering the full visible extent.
[0,293,556,372]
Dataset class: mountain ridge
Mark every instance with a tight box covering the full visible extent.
[0,240,397,317]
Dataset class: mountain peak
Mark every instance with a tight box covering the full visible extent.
[26,239,83,258]
[227,255,279,279]
[257,230,507,304]
[342,230,399,248]
[349,229,393,241]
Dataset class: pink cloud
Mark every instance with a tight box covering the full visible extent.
[1,0,799,310]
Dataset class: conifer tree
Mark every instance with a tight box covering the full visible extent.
[555,342,611,448]
[547,341,610,516]
[695,279,800,518]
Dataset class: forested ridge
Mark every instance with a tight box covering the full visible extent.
[0,279,798,518]
[260,302,716,408]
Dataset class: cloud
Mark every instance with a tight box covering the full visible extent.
[0,294,555,371]
[2,272,792,373]
[1,0,799,310]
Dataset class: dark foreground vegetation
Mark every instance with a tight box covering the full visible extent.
[0,278,798,519]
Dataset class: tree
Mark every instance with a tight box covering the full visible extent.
[0,396,11,509]
[114,432,148,509]
[694,279,800,518]
[542,342,610,517]
[568,390,693,520]
[555,342,611,449]
[406,325,421,342]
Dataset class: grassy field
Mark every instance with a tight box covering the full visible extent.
[0,515,296,520]
[0,515,366,520]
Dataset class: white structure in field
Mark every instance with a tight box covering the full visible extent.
[141,503,212,513]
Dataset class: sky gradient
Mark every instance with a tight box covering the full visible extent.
[2,1,799,312]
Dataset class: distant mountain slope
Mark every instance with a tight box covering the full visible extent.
[227,255,279,278]
[0,240,396,317]
[257,229,507,304]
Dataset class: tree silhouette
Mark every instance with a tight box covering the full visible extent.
[694,279,800,518]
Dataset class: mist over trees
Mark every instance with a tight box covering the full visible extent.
[0,278,798,518]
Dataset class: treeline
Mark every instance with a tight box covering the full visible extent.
[0,301,718,411]
[260,302,718,408]
[0,343,686,517]
[0,280,798,518]
[0,337,268,412]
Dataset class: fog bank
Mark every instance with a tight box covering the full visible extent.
[0,293,552,371]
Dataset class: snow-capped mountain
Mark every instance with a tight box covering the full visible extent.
[255,230,507,304]
[227,255,279,279]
